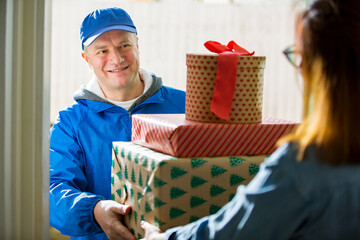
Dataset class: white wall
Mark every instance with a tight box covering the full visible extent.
[51,0,304,122]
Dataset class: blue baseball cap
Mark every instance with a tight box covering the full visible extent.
[80,7,137,50]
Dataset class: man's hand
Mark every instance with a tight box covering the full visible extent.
[93,200,136,240]
[140,221,165,240]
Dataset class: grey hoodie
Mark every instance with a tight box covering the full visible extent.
[73,72,163,111]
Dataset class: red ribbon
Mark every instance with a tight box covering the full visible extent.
[204,41,254,120]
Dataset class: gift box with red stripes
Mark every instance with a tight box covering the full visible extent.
[131,114,298,158]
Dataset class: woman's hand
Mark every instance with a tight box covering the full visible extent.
[141,221,165,240]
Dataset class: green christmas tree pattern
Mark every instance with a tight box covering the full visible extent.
[171,167,187,179]
[210,185,226,197]
[130,189,134,201]
[146,174,150,182]
[114,146,119,155]
[190,196,206,208]
[151,159,156,170]
[154,197,166,208]
[230,157,245,167]
[137,192,143,201]
[230,174,245,186]
[124,165,129,180]
[170,207,186,219]
[211,165,227,177]
[131,168,136,183]
[142,157,148,167]
[191,158,207,168]
[249,163,260,175]
[209,205,222,215]
[116,171,122,181]
[138,171,143,187]
[145,201,152,213]
[154,216,166,227]
[145,184,152,193]
[191,176,207,188]
[134,153,140,164]
[190,216,200,223]
[159,161,167,167]
[123,184,128,195]
[116,189,122,199]
[170,187,187,199]
[153,177,167,188]
[229,193,236,201]
[133,210,138,224]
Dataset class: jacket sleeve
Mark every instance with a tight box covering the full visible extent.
[164,144,308,240]
[49,109,105,236]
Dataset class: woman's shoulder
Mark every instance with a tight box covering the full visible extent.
[263,142,299,167]
[268,141,360,194]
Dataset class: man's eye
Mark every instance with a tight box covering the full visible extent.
[97,50,107,54]
[120,44,131,49]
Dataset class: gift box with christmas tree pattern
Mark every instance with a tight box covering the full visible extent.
[111,141,267,239]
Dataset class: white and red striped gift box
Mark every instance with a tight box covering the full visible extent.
[132,114,298,158]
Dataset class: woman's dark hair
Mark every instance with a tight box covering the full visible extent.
[280,0,360,164]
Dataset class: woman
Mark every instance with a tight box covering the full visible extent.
[141,0,360,239]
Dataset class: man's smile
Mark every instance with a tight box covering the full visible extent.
[108,66,128,72]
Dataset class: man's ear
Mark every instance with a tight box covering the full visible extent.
[81,52,89,63]
[81,52,93,69]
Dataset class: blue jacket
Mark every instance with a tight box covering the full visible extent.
[165,142,360,240]
[50,74,185,239]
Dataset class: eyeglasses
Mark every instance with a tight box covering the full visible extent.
[283,46,302,68]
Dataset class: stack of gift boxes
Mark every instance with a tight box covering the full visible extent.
[111,50,298,239]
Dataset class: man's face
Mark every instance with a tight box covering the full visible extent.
[83,30,140,94]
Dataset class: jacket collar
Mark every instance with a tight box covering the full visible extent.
[76,87,165,113]
[73,69,164,113]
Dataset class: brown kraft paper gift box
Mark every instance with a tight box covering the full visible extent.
[111,141,267,239]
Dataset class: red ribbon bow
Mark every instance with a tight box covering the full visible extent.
[204,41,254,120]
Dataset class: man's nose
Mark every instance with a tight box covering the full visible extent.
[109,49,124,64]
